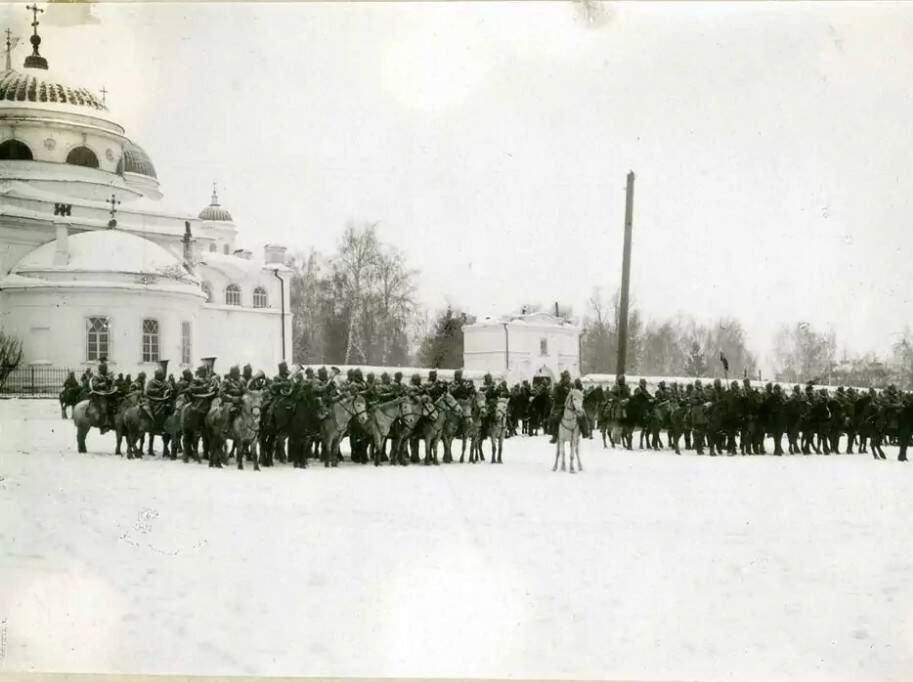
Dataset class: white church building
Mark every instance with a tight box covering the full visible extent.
[462,311,582,385]
[0,18,293,378]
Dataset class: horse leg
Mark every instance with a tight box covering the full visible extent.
[553,440,561,472]
[145,433,154,457]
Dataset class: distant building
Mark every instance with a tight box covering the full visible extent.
[0,19,293,377]
[462,311,581,384]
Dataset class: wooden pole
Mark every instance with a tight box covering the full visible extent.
[616,171,635,375]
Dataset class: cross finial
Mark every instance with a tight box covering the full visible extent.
[26,4,43,36]
[4,28,19,71]
[23,4,47,69]
[100,86,108,104]
[211,181,219,205]
[106,193,120,228]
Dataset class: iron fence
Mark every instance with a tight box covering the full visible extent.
[0,366,75,398]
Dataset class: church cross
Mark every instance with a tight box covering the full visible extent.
[26,4,43,37]
[100,86,107,104]
[4,29,18,71]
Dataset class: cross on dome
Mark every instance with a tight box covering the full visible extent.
[23,4,47,70]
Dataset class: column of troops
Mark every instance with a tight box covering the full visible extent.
[586,375,913,461]
[61,358,518,468]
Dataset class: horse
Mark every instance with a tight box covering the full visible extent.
[260,389,295,466]
[226,391,264,470]
[645,399,673,450]
[365,397,421,466]
[320,394,367,467]
[487,397,509,464]
[286,388,323,468]
[59,385,84,419]
[459,392,487,463]
[179,391,215,463]
[553,388,584,473]
[440,393,466,463]
[528,390,551,436]
[72,388,119,454]
[410,392,461,465]
[121,393,177,459]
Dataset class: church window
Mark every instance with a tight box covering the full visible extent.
[223,244,230,255]
[225,284,241,306]
[181,322,192,366]
[0,139,33,160]
[142,319,160,362]
[201,281,212,302]
[66,146,99,168]
[86,317,110,362]
[253,287,268,308]
[540,338,548,356]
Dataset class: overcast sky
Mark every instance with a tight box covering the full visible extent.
[5,1,913,370]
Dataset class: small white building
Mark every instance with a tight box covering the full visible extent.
[462,312,582,385]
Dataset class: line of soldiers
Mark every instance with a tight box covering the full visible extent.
[75,357,515,443]
[593,374,913,460]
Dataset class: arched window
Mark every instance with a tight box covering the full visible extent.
[66,146,99,168]
[225,283,241,306]
[223,244,230,255]
[142,319,160,362]
[209,243,216,252]
[0,139,33,160]
[253,287,268,308]
[201,281,213,302]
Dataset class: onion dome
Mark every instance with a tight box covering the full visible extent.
[0,69,108,111]
[116,141,157,179]
[198,184,233,222]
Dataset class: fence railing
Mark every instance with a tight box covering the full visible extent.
[0,366,74,398]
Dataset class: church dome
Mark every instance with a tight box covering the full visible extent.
[12,230,194,282]
[198,186,233,222]
[0,67,108,113]
[117,141,157,179]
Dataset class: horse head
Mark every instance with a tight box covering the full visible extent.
[565,388,584,415]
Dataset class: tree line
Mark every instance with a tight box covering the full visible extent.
[264,222,913,389]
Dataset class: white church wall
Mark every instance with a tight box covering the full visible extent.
[197,305,291,374]
[0,286,200,377]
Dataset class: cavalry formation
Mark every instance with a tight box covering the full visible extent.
[58,358,913,470]
[61,358,516,469]
[587,375,913,461]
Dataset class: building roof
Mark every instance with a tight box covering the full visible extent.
[117,141,157,179]
[12,229,194,282]
[0,67,108,113]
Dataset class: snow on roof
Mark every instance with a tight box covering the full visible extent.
[12,229,193,280]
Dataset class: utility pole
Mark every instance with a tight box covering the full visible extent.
[616,171,635,375]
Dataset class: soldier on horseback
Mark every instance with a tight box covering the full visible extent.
[220,365,247,437]
[548,370,572,444]
[88,358,117,433]
[143,362,173,430]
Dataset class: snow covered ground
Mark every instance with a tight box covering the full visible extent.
[1,398,912,680]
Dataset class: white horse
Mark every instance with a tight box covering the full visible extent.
[553,388,585,473]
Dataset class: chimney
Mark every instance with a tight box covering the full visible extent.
[53,223,69,266]
[264,244,287,265]
[182,221,194,273]
[233,248,253,260]
[554,301,559,317]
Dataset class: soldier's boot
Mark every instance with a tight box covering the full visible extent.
[548,420,558,444]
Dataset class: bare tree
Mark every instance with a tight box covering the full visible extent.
[336,222,380,364]
[0,332,23,390]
